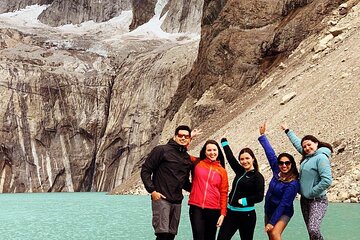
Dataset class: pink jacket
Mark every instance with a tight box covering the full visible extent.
[189,158,228,216]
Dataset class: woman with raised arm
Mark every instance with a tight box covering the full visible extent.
[281,123,332,240]
[258,122,299,240]
[188,140,228,240]
[217,138,264,240]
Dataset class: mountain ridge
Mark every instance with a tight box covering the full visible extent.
[0,1,359,203]
[111,1,360,203]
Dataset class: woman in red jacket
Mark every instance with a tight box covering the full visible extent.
[188,140,229,240]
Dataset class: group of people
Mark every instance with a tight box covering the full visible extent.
[141,123,333,240]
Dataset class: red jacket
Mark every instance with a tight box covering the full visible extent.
[188,158,228,216]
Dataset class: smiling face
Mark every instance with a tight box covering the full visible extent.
[278,156,292,174]
[239,152,254,171]
[205,143,218,161]
[302,139,318,155]
[174,129,191,146]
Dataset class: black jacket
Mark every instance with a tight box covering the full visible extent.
[141,139,192,203]
[222,143,265,208]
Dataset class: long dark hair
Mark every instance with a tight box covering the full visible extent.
[238,148,259,171]
[199,140,225,167]
[300,135,333,163]
[277,152,299,181]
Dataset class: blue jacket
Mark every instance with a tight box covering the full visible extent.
[259,135,299,226]
[286,130,332,198]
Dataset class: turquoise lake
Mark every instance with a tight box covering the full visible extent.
[0,192,359,239]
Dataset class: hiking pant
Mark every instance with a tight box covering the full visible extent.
[217,209,256,240]
[189,205,221,240]
[152,198,181,239]
[300,196,328,240]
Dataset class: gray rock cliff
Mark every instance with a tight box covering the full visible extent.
[1,0,359,203]
[166,0,345,127]
[161,0,204,33]
[129,0,157,31]
[38,0,132,27]
[0,0,54,14]
[0,1,199,192]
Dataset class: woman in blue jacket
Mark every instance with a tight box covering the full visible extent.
[281,123,332,240]
[258,122,299,240]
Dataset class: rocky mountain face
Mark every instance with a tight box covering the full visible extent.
[0,0,132,26]
[129,0,157,31]
[0,1,200,192]
[38,0,132,26]
[166,0,346,128]
[129,0,203,33]
[111,0,360,203]
[160,0,204,33]
[1,0,359,203]
[0,0,54,14]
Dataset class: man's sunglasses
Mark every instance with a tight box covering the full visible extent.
[177,134,190,139]
[278,161,291,166]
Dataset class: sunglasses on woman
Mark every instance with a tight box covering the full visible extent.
[278,161,291,166]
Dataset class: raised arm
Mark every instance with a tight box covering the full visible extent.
[220,138,243,173]
[281,122,303,154]
[186,128,203,150]
[258,122,279,174]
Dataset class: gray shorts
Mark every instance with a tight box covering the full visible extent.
[152,199,182,235]
[264,214,290,225]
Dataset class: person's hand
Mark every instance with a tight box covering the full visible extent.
[191,128,202,139]
[151,191,166,201]
[216,215,225,227]
[221,138,228,143]
[264,223,274,232]
[280,122,288,131]
[259,122,266,135]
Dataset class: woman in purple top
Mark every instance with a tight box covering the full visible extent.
[258,122,300,240]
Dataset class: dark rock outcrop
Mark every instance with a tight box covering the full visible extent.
[167,0,346,126]
[129,0,157,31]
[38,0,132,27]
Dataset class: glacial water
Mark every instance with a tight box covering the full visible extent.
[0,192,359,240]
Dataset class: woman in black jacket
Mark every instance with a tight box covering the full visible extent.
[217,138,265,240]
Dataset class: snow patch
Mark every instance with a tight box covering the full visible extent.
[57,10,132,35]
[0,3,199,48]
[0,4,49,28]
[155,0,169,16]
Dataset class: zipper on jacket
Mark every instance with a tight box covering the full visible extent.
[202,164,213,208]
[229,172,247,204]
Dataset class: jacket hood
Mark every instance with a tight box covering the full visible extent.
[316,147,332,158]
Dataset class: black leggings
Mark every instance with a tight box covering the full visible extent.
[217,209,256,240]
[155,233,175,240]
[189,205,221,240]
